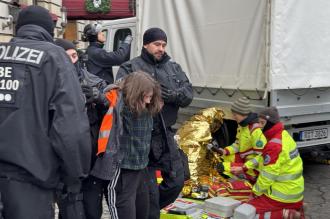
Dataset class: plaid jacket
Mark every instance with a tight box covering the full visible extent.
[120,105,153,170]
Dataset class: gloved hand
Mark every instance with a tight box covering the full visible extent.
[216,162,225,174]
[92,87,108,106]
[124,35,133,44]
[161,84,178,103]
[81,84,94,104]
[207,139,225,155]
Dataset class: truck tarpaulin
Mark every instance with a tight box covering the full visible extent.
[270,0,330,89]
[137,0,267,90]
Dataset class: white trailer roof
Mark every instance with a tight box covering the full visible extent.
[137,0,268,90]
[270,0,330,89]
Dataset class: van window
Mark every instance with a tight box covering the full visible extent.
[102,29,108,41]
[113,28,132,51]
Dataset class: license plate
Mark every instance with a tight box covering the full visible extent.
[300,128,328,141]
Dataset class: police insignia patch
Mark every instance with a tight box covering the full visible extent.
[256,140,264,148]
[264,154,271,165]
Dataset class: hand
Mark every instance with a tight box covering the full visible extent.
[215,147,225,155]
[231,166,244,174]
[161,84,178,103]
[124,35,133,44]
[81,84,94,104]
[92,87,108,105]
[215,162,225,174]
[207,143,225,155]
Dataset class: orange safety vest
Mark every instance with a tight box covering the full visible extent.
[97,89,119,155]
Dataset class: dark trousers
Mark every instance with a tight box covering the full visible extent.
[115,168,149,219]
[82,175,109,219]
[147,130,185,219]
[147,167,184,219]
[56,181,85,219]
[0,177,54,219]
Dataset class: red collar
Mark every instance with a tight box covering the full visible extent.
[264,122,284,140]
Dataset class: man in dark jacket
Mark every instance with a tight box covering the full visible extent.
[0,6,91,219]
[82,23,132,84]
[55,39,109,219]
[116,27,193,219]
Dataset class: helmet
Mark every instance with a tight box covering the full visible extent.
[82,23,103,42]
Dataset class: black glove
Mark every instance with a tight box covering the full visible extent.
[207,139,224,155]
[92,87,108,106]
[124,35,133,44]
[161,84,178,103]
[81,84,94,104]
[216,162,225,174]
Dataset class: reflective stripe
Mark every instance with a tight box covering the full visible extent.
[264,212,271,219]
[230,144,239,153]
[290,148,299,160]
[254,183,267,193]
[240,150,254,158]
[269,138,282,144]
[99,130,110,139]
[261,170,302,182]
[106,107,114,115]
[260,170,278,180]
[250,158,259,167]
[271,188,303,200]
[277,172,302,181]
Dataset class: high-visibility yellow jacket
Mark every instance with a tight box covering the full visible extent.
[253,123,304,203]
[224,122,267,170]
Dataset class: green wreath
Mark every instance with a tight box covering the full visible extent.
[85,0,111,14]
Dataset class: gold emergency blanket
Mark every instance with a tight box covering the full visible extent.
[176,107,225,184]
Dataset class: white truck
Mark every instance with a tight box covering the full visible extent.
[101,0,330,153]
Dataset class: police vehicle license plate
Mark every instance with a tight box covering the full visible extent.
[300,128,328,141]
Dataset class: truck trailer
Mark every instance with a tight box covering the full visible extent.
[101,0,330,152]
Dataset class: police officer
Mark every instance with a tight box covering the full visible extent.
[55,39,109,219]
[116,27,193,219]
[0,6,91,219]
[82,23,133,84]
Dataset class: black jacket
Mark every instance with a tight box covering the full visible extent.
[0,25,91,188]
[75,62,108,167]
[86,42,130,84]
[116,48,193,128]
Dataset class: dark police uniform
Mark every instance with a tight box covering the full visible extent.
[116,48,193,219]
[86,42,131,84]
[0,24,91,219]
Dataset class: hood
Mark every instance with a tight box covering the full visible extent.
[14,24,54,43]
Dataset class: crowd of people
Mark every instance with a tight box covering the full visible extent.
[0,5,304,219]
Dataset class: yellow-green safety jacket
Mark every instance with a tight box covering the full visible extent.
[224,122,267,170]
[253,122,304,203]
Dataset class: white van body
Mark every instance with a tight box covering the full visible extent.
[102,0,330,149]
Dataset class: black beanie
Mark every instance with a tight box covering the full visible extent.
[143,28,167,45]
[259,107,280,124]
[16,6,54,36]
[55,39,76,51]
